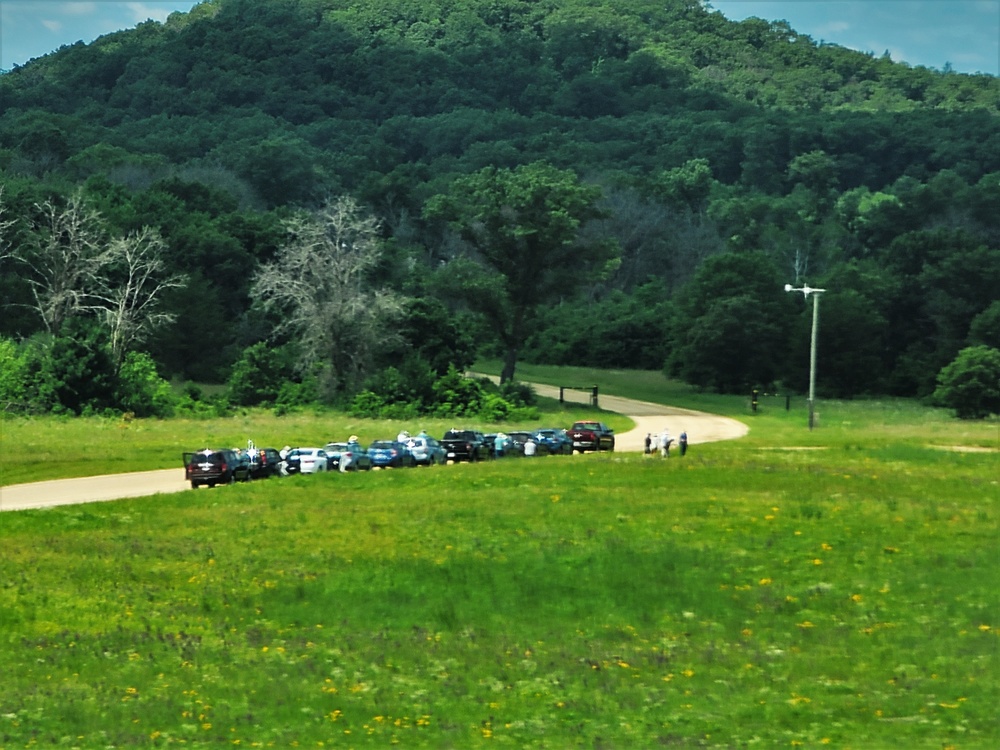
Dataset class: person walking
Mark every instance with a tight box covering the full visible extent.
[679,430,688,456]
[659,428,672,458]
[644,433,652,454]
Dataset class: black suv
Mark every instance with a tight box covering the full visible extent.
[184,449,252,488]
[441,429,490,462]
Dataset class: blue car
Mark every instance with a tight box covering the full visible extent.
[367,440,416,468]
[535,428,573,455]
[324,441,373,472]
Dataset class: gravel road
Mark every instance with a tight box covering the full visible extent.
[524,381,748,452]
[0,385,747,512]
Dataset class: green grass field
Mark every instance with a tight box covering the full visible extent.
[1,368,997,748]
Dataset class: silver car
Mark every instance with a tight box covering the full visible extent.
[406,436,447,466]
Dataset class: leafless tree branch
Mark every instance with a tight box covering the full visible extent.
[91,226,187,366]
[252,196,405,395]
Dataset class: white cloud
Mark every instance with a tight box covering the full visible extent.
[40,19,63,33]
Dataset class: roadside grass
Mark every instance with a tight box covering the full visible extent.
[1,442,997,747]
[2,365,998,746]
[0,399,629,486]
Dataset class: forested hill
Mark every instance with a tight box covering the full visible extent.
[2,0,998,209]
[1,0,999,410]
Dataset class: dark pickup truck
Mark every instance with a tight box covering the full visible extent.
[441,429,490,463]
[568,421,615,452]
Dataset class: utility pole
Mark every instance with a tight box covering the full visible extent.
[785,284,826,430]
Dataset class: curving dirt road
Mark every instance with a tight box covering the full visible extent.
[524,381,748,452]
[0,386,747,513]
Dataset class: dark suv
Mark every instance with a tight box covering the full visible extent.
[183,449,251,488]
[441,429,490,462]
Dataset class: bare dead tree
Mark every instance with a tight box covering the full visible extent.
[251,195,406,396]
[9,190,107,334]
[0,187,16,262]
[92,227,187,366]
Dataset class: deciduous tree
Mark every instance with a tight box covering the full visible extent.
[425,161,615,383]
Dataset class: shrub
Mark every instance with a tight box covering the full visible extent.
[431,365,486,415]
[227,341,298,406]
[349,389,388,418]
[116,351,176,417]
[499,379,537,407]
[46,323,117,414]
[0,337,29,411]
[933,345,1000,419]
[478,392,511,421]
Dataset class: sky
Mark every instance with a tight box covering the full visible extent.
[710,1,999,76]
[0,0,997,75]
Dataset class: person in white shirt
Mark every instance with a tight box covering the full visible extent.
[523,437,537,457]
[659,429,672,457]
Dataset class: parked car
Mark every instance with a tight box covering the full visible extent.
[507,431,540,457]
[441,429,491,462]
[324,440,373,472]
[283,448,329,475]
[568,421,616,452]
[535,428,573,455]
[406,436,447,466]
[183,449,252,488]
[248,447,283,479]
[367,440,416,468]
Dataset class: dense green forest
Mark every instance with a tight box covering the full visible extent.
[1,0,998,418]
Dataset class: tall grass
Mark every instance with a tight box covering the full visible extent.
[1,439,997,747]
[1,366,997,747]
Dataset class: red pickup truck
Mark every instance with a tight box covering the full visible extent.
[568,421,615,452]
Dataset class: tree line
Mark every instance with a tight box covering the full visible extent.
[0,0,998,418]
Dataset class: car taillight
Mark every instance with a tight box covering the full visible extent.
[220,462,228,472]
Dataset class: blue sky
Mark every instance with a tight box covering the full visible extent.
[711,1,999,75]
[1,0,997,75]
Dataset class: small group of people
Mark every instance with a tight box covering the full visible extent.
[493,432,537,457]
[644,429,688,458]
[397,429,428,443]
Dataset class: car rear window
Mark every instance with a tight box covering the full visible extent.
[370,441,394,449]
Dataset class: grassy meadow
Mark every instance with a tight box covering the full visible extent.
[0,401,630,487]
[0,368,998,748]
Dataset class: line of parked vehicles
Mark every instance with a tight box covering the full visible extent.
[182,422,615,489]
